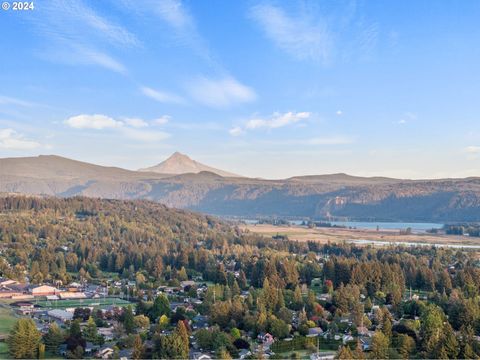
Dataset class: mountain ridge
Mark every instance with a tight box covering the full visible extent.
[1,154,480,222]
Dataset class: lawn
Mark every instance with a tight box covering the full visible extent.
[0,342,9,359]
[0,306,17,336]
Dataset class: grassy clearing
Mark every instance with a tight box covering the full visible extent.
[0,342,9,359]
[0,306,17,336]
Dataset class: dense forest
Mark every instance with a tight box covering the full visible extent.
[2,196,480,359]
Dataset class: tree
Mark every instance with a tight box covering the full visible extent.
[132,334,144,360]
[39,343,45,359]
[435,322,458,359]
[83,316,98,343]
[336,345,353,359]
[230,328,241,340]
[134,314,150,330]
[217,347,232,359]
[158,314,169,330]
[370,331,389,359]
[420,304,444,356]
[268,317,289,339]
[123,305,135,334]
[66,319,86,354]
[353,341,366,360]
[397,334,415,360]
[43,322,64,354]
[151,294,170,320]
[175,321,189,359]
[7,318,42,359]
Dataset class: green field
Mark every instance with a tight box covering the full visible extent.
[0,342,9,359]
[35,297,132,309]
[0,306,17,336]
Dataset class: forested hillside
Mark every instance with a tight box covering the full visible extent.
[2,197,480,358]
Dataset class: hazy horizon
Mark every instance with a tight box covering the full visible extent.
[1,1,480,179]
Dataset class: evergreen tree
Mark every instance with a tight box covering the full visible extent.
[336,345,353,359]
[370,331,389,359]
[43,322,64,355]
[83,316,98,343]
[151,294,171,320]
[175,320,189,359]
[123,305,135,334]
[7,318,42,359]
[132,334,144,360]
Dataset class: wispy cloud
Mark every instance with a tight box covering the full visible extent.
[305,136,353,145]
[258,136,354,146]
[250,2,379,64]
[186,76,256,108]
[250,4,332,63]
[230,112,311,136]
[30,0,138,73]
[65,114,170,142]
[119,0,214,65]
[153,116,171,125]
[0,128,42,150]
[398,112,417,124]
[465,146,480,154]
[154,0,194,30]
[229,126,245,137]
[140,86,186,105]
[0,95,37,107]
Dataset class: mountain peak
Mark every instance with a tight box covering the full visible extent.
[169,151,189,159]
[138,152,241,177]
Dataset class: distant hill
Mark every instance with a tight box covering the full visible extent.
[139,152,240,177]
[1,154,480,222]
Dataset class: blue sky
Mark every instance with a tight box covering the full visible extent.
[1,0,480,179]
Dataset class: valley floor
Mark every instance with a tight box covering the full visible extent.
[240,223,480,247]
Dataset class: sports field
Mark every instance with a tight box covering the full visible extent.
[35,297,132,309]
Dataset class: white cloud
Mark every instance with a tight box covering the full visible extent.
[65,114,170,142]
[65,114,122,129]
[398,112,417,124]
[246,112,310,130]
[305,136,353,145]
[465,146,480,154]
[154,0,193,30]
[229,126,245,137]
[336,110,343,116]
[124,118,148,128]
[153,116,171,125]
[120,127,170,142]
[141,86,185,104]
[187,76,256,108]
[0,128,41,150]
[250,4,332,63]
[230,112,311,136]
